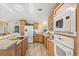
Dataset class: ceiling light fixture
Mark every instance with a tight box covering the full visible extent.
[38,9,43,11]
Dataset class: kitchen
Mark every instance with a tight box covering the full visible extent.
[0,3,79,56]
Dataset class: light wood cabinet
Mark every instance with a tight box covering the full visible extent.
[37,34,43,43]
[44,36,48,48]
[33,23,39,29]
[16,42,22,56]
[75,4,79,56]
[47,38,54,56]
[19,20,26,36]
[22,38,28,56]
[16,38,28,56]
[33,34,43,43]
[33,34,38,42]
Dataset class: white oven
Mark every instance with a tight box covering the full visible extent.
[54,34,74,56]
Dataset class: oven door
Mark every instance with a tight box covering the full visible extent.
[54,40,74,56]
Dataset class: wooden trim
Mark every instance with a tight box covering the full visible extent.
[54,3,64,15]
[76,4,79,56]
[54,32,76,38]
[74,36,77,56]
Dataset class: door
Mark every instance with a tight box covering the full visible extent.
[25,25,33,43]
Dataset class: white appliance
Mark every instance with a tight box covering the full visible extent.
[54,34,74,56]
[24,25,33,43]
[54,9,76,34]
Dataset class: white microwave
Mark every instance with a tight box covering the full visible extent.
[54,10,76,34]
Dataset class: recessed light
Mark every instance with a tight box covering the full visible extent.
[14,4,24,11]
[38,9,43,11]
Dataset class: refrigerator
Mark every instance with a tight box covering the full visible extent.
[24,25,33,43]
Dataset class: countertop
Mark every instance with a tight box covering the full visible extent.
[0,37,26,50]
[0,39,17,50]
[0,33,16,40]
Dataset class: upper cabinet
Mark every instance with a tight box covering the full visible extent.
[33,23,39,30]
[19,20,27,36]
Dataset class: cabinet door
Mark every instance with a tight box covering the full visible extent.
[33,34,38,42]
[44,36,47,48]
[47,38,49,49]
[22,39,28,56]
[16,43,22,56]
[38,34,43,43]
[48,41,54,56]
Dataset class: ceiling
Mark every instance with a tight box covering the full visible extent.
[0,3,56,24]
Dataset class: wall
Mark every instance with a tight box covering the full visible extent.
[38,21,48,34]
[0,19,8,33]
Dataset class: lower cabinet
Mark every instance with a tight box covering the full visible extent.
[16,38,28,56]
[33,34,38,42]
[44,36,47,48]
[33,34,43,43]
[47,38,54,56]
[16,42,22,56]
[37,34,43,43]
[22,39,28,56]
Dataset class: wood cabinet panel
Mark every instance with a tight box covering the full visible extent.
[47,38,54,56]
[22,39,28,56]
[33,23,38,29]
[37,34,43,43]
[44,36,47,48]
[76,4,79,56]
[33,34,38,42]
[16,38,28,56]
[16,42,22,56]
[33,34,43,43]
